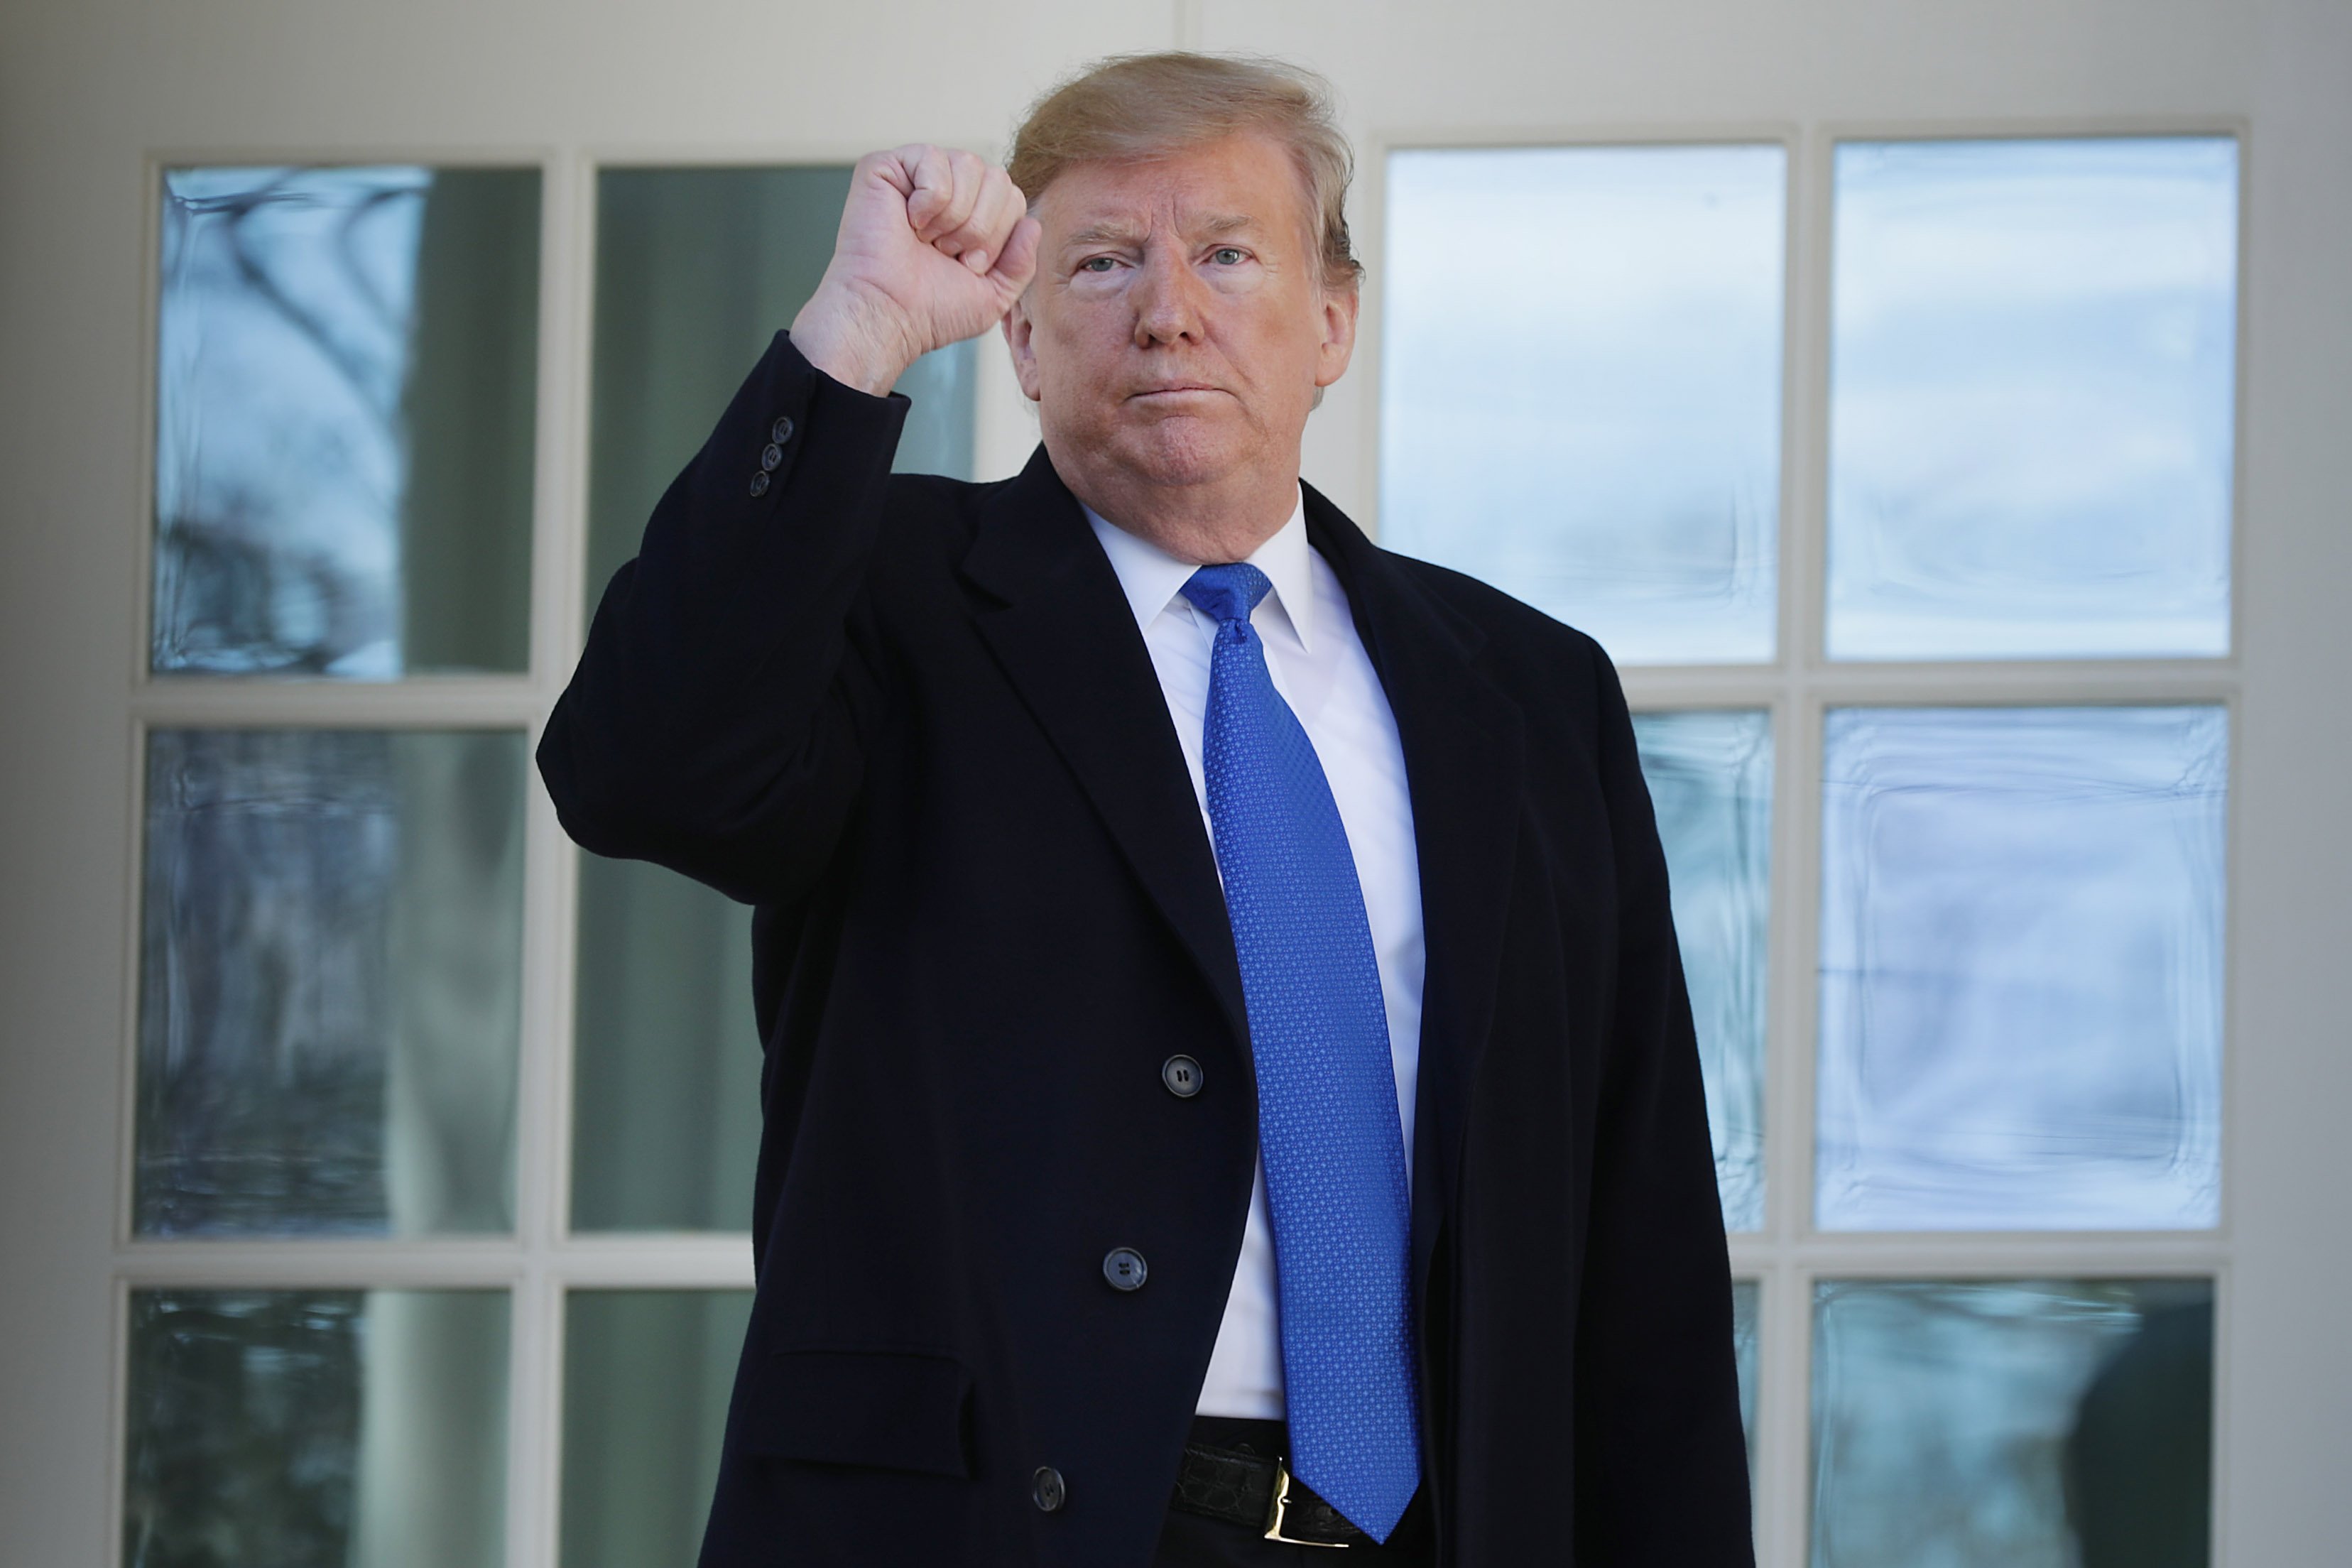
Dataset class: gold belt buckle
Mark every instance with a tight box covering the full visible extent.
[1264,1459,1351,1549]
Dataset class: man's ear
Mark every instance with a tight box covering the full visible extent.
[1003,294,1043,403]
[1314,281,1361,390]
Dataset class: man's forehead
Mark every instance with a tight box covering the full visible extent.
[1061,209,1262,247]
[1035,136,1307,240]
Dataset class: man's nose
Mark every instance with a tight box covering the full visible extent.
[1131,248,1206,346]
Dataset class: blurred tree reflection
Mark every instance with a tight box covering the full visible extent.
[152,166,537,677]
[125,1292,364,1568]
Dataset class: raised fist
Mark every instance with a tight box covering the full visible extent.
[790,145,1042,396]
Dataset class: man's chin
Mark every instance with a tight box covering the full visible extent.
[1107,420,1252,489]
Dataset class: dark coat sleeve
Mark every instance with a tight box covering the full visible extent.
[537,332,910,906]
[1574,641,1756,1562]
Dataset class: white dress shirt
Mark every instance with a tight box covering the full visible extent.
[1083,494,1427,1421]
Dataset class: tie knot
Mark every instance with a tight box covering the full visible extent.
[1179,562,1274,628]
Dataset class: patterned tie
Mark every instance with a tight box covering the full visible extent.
[1179,562,1421,1543]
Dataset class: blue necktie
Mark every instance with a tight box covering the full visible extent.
[1180,562,1421,1543]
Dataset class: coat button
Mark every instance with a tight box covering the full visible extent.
[1161,1055,1202,1098]
[771,415,795,445]
[748,471,771,497]
[761,442,784,472]
[1032,1465,1066,1513]
[1102,1247,1148,1290]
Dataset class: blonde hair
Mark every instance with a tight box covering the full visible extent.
[1007,52,1363,293]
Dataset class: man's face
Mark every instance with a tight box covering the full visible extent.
[1005,132,1359,497]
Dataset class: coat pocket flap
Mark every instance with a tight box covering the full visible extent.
[747,1349,974,1479]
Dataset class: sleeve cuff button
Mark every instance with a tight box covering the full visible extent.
[748,471,771,498]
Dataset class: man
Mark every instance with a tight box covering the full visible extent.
[540,51,1751,1568]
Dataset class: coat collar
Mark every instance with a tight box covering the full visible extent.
[961,447,1527,1295]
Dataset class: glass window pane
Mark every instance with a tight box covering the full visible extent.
[1633,710,1770,1230]
[1381,144,1785,664]
[1812,1279,2213,1568]
[1827,137,2238,660]
[153,165,540,677]
[1817,707,2226,1231]
[572,166,976,1231]
[126,1289,510,1567]
[561,1290,753,1568]
[570,854,760,1231]
[138,729,525,1236]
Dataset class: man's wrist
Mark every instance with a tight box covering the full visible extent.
[790,283,918,398]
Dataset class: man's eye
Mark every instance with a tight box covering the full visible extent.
[1079,256,1118,273]
[1212,247,1246,266]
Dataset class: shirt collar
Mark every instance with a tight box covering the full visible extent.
[1082,490,1316,654]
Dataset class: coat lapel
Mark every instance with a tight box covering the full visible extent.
[959,448,1251,1045]
[1303,484,1528,1297]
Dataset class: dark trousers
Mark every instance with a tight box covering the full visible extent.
[1152,1417,1437,1567]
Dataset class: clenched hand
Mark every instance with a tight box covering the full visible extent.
[790,145,1042,396]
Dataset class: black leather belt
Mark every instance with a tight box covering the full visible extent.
[1171,1439,1375,1549]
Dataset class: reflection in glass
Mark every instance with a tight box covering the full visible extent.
[1381,145,1785,664]
[138,729,525,1236]
[1828,138,2238,660]
[1817,707,2226,1231]
[573,166,976,1231]
[126,1289,509,1568]
[1633,711,1770,1230]
[153,166,541,677]
[1732,1279,1760,1479]
[1812,1279,2213,1568]
[561,1291,753,1568]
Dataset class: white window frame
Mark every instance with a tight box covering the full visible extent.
[108,120,2253,1568]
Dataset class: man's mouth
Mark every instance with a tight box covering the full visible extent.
[1129,383,1224,399]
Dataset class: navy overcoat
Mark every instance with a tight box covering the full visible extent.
[538,332,1753,1567]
